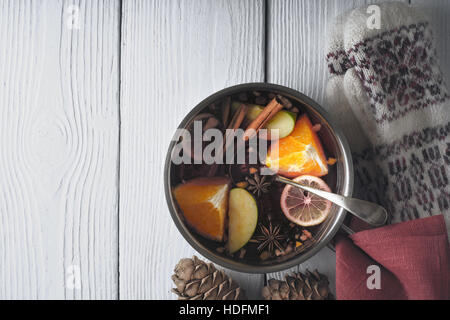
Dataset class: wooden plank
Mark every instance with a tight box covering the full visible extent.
[267,0,406,105]
[0,0,120,299]
[266,0,408,295]
[119,0,265,299]
[412,0,450,85]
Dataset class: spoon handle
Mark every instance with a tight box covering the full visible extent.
[276,176,388,227]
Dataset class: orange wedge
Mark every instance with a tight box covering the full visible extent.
[266,114,328,177]
[173,177,230,242]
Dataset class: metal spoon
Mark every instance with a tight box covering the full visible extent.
[276,175,388,227]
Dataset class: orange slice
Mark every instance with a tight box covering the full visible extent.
[280,175,332,226]
[173,177,230,241]
[266,114,328,177]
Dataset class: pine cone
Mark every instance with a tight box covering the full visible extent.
[262,270,332,300]
[171,256,246,300]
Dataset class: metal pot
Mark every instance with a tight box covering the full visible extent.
[164,83,354,274]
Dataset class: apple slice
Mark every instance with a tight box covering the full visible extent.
[244,104,265,122]
[227,188,258,253]
[264,110,297,139]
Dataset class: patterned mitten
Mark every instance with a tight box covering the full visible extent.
[326,2,450,235]
[325,12,388,216]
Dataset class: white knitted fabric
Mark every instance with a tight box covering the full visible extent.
[325,2,450,235]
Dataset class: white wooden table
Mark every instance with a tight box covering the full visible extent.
[0,0,448,300]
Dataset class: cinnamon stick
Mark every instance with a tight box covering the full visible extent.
[224,103,248,151]
[207,103,248,176]
[221,97,231,127]
[243,97,283,141]
[228,103,248,130]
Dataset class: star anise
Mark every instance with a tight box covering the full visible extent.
[245,172,271,197]
[250,222,286,254]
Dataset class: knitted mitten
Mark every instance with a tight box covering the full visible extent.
[325,12,388,215]
[326,2,450,234]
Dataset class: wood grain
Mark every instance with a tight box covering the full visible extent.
[0,0,120,299]
[119,0,265,300]
[412,0,450,85]
[1,0,447,300]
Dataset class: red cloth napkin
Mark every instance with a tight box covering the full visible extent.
[336,215,450,300]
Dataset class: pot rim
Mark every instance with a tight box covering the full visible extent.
[164,82,354,274]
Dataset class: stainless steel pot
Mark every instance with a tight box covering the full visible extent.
[164,83,354,274]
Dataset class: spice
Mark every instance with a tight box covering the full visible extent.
[250,222,286,256]
[246,172,271,197]
[235,181,249,189]
[243,97,284,141]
